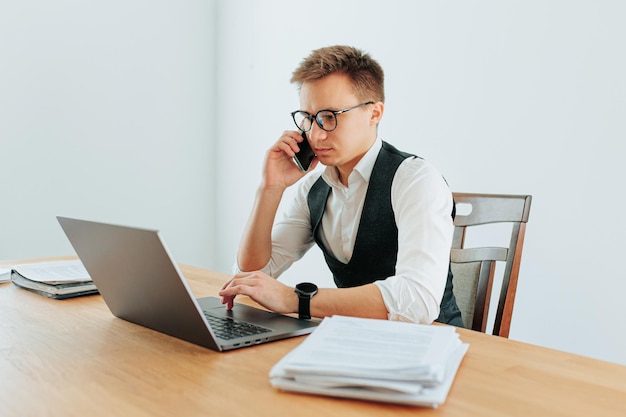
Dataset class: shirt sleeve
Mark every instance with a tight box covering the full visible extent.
[373,157,454,324]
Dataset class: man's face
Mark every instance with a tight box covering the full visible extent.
[299,73,381,178]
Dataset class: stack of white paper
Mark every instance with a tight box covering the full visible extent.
[269,315,468,407]
[10,260,97,299]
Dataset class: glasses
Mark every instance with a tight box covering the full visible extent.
[291,101,374,133]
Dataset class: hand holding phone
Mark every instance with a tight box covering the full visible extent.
[293,131,316,172]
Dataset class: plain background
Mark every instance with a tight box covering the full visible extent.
[2,1,625,366]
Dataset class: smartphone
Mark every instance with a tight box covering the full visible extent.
[293,130,316,172]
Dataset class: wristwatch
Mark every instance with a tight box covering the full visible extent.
[294,282,318,320]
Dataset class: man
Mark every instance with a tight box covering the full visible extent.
[219,45,462,326]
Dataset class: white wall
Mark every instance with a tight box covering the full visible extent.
[2,1,625,366]
[1,1,217,266]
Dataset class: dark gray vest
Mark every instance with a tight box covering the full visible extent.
[307,141,463,326]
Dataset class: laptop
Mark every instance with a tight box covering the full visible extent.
[56,216,319,351]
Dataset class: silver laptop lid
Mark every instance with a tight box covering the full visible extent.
[57,216,221,350]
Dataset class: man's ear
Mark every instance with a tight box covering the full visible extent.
[370,101,384,126]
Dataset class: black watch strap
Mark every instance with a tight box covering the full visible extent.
[295,282,318,320]
[298,296,311,320]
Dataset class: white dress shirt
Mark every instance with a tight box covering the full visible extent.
[236,138,454,324]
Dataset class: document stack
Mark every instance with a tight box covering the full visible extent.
[11,260,98,299]
[270,315,468,407]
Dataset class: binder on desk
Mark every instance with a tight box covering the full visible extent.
[10,260,98,299]
[0,267,11,283]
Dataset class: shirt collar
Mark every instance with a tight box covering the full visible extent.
[321,138,382,188]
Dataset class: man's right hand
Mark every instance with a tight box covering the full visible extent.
[262,130,318,190]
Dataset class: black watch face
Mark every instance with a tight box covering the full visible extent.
[296,282,318,295]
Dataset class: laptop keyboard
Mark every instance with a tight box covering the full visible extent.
[203,311,272,340]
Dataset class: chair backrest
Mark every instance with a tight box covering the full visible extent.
[450,193,531,337]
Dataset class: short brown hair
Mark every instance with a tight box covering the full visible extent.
[290,45,385,103]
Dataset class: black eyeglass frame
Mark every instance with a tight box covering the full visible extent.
[290,101,375,133]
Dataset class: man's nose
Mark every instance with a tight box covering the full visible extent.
[309,122,328,141]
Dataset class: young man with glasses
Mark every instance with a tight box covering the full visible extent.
[219,45,462,327]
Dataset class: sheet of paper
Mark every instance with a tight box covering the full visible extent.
[275,315,460,382]
[290,373,425,394]
[12,260,91,284]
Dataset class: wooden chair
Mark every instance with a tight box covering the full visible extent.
[450,193,532,337]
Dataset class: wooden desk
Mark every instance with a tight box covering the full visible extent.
[1,259,625,417]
